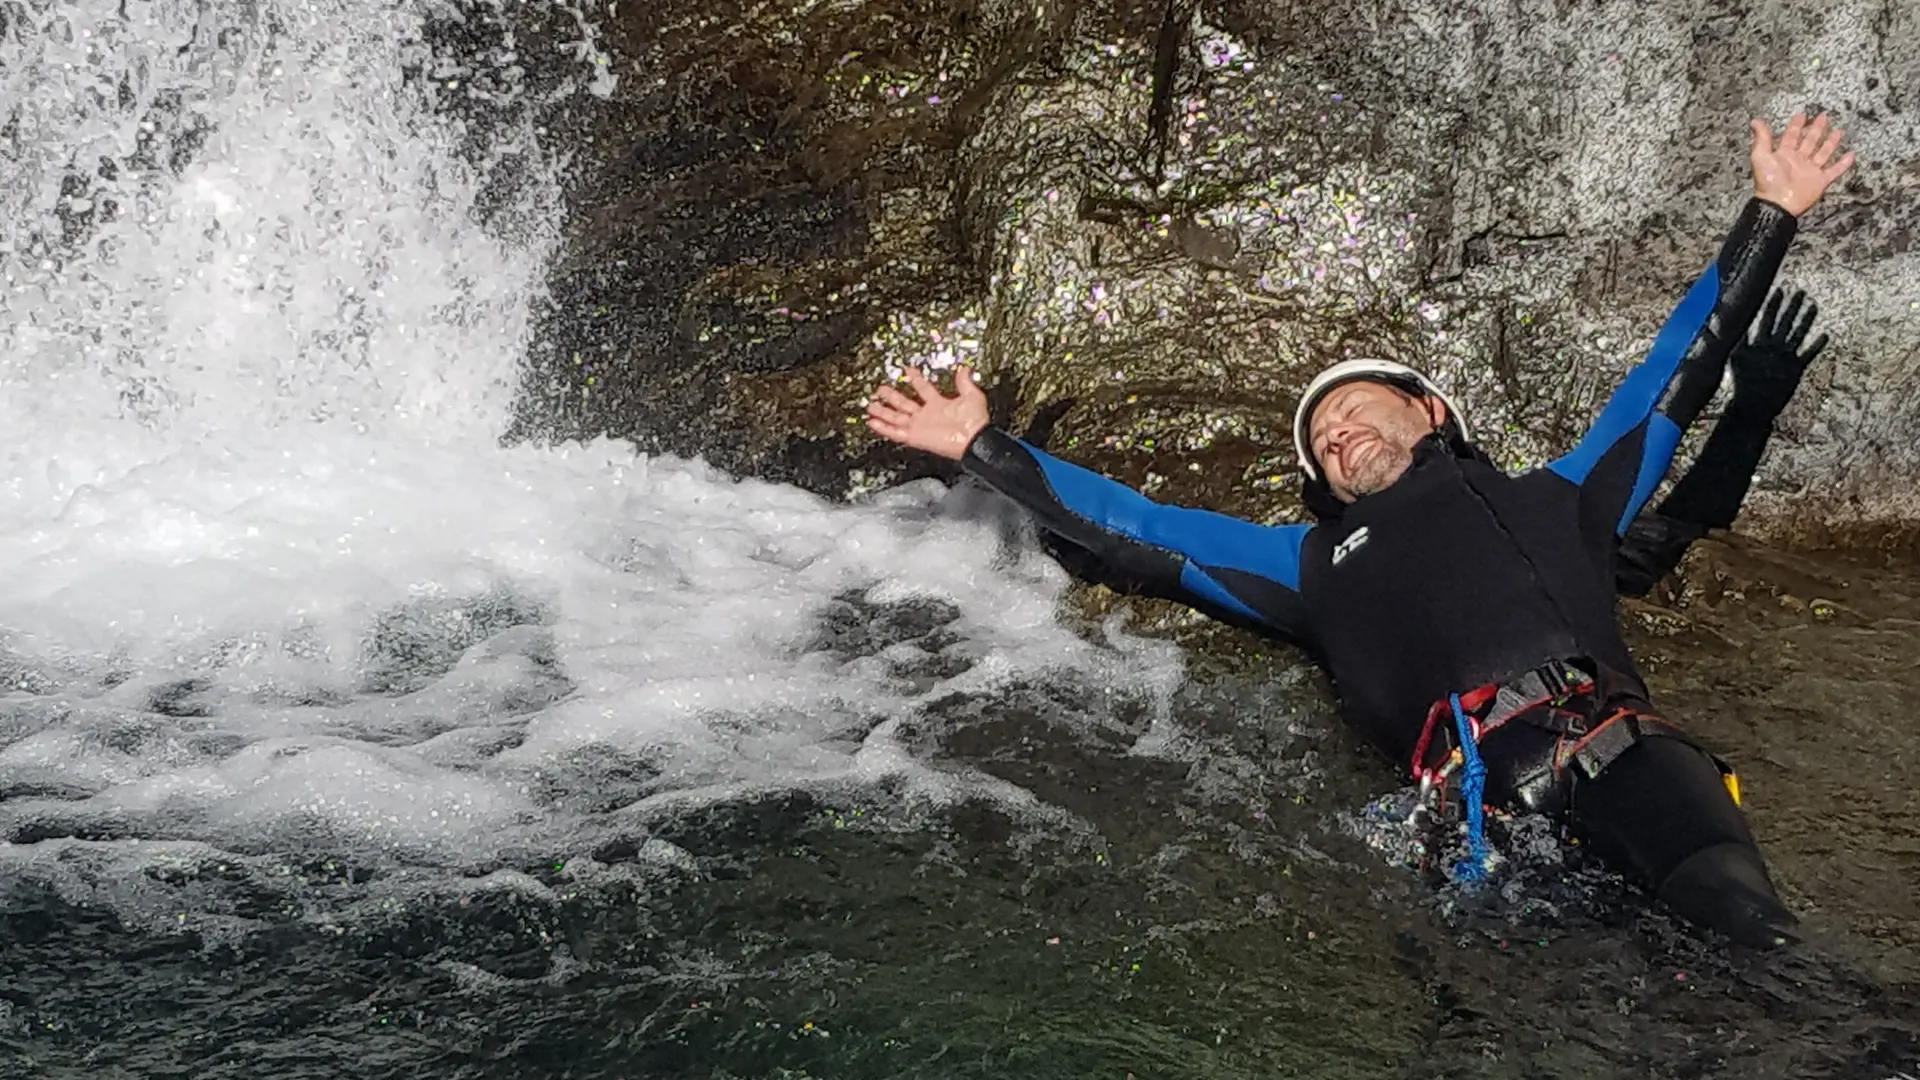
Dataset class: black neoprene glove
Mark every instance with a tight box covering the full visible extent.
[1653,286,1828,533]
[1724,288,1829,419]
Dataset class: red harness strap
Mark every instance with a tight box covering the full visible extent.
[1553,706,1687,780]
[1408,664,1598,787]
[1413,661,1605,787]
[1408,662,1741,822]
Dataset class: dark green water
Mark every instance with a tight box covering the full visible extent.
[2,0,1917,1069]
[7,550,1919,1079]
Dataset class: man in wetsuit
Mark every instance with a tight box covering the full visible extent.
[1016,284,1830,603]
[863,112,1856,947]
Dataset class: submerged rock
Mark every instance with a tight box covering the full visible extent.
[505,0,1920,548]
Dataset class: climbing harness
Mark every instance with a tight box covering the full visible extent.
[1406,659,1744,884]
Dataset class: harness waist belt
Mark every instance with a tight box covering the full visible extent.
[1412,658,1729,818]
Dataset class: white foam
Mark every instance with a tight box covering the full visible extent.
[0,0,1185,922]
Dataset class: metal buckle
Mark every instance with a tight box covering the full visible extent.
[1536,664,1567,699]
[1484,682,1535,728]
[1511,766,1566,816]
[1539,660,1594,701]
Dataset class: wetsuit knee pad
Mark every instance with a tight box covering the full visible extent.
[1655,842,1800,948]
[1570,737,1798,947]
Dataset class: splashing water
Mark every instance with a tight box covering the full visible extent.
[11,7,1920,1078]
[0,0,1182,933]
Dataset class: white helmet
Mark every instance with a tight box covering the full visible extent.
[1292,358,1470,481]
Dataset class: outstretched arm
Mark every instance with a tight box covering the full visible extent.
[1614,288,1829,596]
[1012,400,1212,608]
[1656,288,1828,530]
[962,428,1314,637]
[865,367,1315,641]
[1548,113,1853,536]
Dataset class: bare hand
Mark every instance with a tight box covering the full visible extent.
[1749,111,1856,216]
[864,364,989,460]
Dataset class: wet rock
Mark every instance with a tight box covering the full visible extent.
[489,0,1025,493]
[500,0,1920,545]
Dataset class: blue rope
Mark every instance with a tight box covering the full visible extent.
[1449,691,1490,884]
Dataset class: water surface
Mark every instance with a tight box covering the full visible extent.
[1,0,1917,1077]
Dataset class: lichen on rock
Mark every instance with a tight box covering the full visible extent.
[514,0,1920,550]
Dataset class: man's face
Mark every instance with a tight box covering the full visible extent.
[1307,380,1446,503]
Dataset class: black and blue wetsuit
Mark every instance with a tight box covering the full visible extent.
[1614,287,1830,596]
[959,197,1804,946]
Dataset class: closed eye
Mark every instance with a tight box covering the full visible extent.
[1311,401,1359,460]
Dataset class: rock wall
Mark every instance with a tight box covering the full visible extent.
[517,0,1920,548]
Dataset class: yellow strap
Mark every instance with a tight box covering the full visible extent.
[1722,771,1742,807]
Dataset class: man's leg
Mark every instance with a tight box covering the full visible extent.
[1471,684,1797,948]
[1571,735,1798,947]
[1615,288,1829,596]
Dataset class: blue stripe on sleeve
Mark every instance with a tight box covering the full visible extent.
[1548,264,1721,485]
[1025,442,1309,590]
[1027,448,1149,537]
[1137,510,1307,592]
[1616,412,1683,534]
[1178,564,1267,622]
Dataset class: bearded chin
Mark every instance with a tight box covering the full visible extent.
[1345,446,1414,498]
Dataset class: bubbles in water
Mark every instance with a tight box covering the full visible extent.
[2,0,548,452]
[0,0,1187,931]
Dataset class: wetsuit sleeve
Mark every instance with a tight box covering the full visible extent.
[1613,395,1784,596]
[1652,387,1795,530]
[1613,512,1710,597]
[1546,197,1798,535]
[961,427,1314,641]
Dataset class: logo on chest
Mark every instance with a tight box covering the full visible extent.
[1331,525,1371,566]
